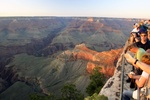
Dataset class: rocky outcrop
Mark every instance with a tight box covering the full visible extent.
[99,40,133,100]
[0,33,74,57]
[0,57,14,93]
[59,43,123,77]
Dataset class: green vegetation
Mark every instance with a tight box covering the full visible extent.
[29,93,55,100]
[84,93,108,100]
[86,67,106,96]
[61,83,84,100]
[26,65,107,100]
[29,83,84,100]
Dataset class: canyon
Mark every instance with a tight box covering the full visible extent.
[0,17,138,99]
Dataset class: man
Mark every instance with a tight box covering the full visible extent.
[136,29,150,51]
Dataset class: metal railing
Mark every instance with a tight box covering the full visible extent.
[119,54,125,100]
[119,39,141,100]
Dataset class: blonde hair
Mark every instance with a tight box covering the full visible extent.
[141,53,150,65]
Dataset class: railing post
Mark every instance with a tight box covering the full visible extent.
[137,87,140,100]
[120,54,125,100]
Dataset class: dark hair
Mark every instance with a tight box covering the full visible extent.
[125,43,137,52]
[141,53,150,65]
[139,28,147,35]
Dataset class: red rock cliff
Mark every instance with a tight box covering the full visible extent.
[63,43,123,77]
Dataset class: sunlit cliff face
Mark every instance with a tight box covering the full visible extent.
[62,43,123,77]
[86,62,115,77]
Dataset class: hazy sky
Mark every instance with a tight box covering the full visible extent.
[0,0,150,18]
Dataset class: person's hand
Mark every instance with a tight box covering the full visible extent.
[124,53,135,64]
[128,72,135,78]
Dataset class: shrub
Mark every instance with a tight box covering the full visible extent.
[86,67,106,96]
[61,83,84,100]
[84,93,108,100]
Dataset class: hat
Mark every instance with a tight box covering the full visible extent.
[139,28,147,35]
[134,23,139,27]
[144,20,148,25]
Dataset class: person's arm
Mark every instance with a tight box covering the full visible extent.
[133,64,140,69]
[136,61,150,74]
[128,72,140,79]
[135,71,148,88]
[135,76,147,88]
[129,74,140,79]
[125,53,150,74]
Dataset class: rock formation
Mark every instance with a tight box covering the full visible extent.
[59,43,122,76]
[70,43,122,77]
[0,43,122,99]
[99,40,133,100]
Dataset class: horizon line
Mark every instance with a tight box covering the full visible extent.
[0,16,147,19]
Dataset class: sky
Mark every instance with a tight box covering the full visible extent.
[0,0,150,18]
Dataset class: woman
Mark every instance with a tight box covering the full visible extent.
[125,53,150,74]
[123,53,150,100]
[126,44,146,89]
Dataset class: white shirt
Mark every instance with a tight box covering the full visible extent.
[141,71,149,79]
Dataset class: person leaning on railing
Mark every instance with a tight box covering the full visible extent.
[124,53,150,99]
[123,53,150,100]
[125,45,146,89]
